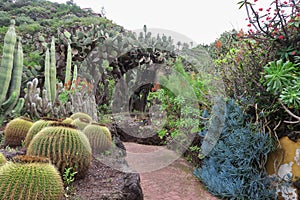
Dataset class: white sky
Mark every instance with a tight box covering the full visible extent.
[50,0,271,45]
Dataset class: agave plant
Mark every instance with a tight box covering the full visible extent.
[263,59,299,94]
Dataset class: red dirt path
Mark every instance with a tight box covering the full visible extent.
[124,142,219,200]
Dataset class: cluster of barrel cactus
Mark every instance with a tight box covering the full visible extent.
[1,111,114,181]
[0,19,24,126]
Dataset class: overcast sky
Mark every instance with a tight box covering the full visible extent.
[50,0,269,45]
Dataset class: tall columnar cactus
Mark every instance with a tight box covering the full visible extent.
[24,118,59,148]
[4,116,33,147]
[64,43,72,89]
[44,47,51,101]
[0,155,64,200]
[0,20,24,126]
[50,36,57,102]
[27,123,92,178]
[70,64,77,90]
[0,20,16,105]
[83,123,113,154]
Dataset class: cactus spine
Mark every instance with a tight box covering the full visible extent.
[0,155,64,200]
[0,20,24,125]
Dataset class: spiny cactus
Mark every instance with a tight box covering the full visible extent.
[0,155,64,200]
[24,78,72,118]
[27,123,92,178]
[44,47,51,101]
[70,112,92,122]
[71,117,90,130]
[4,116,33,147]
[50,36,57,102]
[83,123,113,154]
[0,152,6,166]
[70,92,98,121]
[0,20,24,126]
[24,78,52,118]
[24,118,59,148]
[64,42,72,90]
[62,117,73,124]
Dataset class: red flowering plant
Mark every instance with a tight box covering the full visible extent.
[239,0,300,126]
[239,0,300,60]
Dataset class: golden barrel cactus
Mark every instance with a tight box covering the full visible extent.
[27,123,92,178]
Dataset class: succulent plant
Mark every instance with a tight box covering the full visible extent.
[0,152,6,166]
[4,116,33,147]
[70,112,92,122]
[24,118,59,148]
[71,117,90,130]
[24,78,72,119]
[0,20,24,126]
[0,155,64,200]
[27,123,92,178]
[83,123,113,154]
[62,117,73,124]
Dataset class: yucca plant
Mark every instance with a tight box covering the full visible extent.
[24,118,59,148]
[27,123,92,178]
[83,123,113,154]
[0,155,64,200]
[4,116,33,147]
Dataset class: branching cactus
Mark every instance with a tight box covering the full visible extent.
[24,118,59,148]
[70,93,98,121]
[24,78,72,118]
[27,123,92,179]
[0,20,24,126]
[0,155,64,200]
[4,116,33,147]
[24,78,52,118]
[83,123,113,154]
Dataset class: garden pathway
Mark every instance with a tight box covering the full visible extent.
[124,142,219,200]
